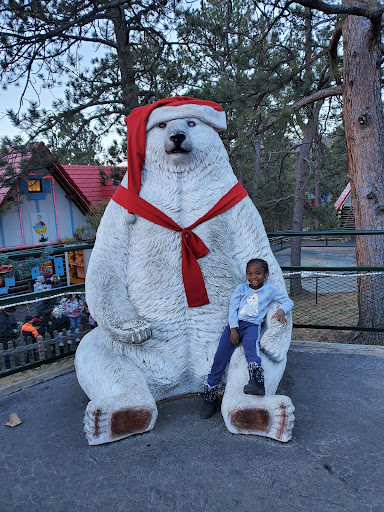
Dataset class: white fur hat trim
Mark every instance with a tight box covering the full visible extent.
[146,104,227,132]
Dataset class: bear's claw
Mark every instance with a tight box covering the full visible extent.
[121,318,152,344]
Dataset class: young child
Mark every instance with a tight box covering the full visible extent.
[21,316,40,339]
[200,258,294,419]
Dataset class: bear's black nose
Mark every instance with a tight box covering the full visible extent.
[170,132,186,146]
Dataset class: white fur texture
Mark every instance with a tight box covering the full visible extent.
[146,104,227,131]
[75,115,294,444]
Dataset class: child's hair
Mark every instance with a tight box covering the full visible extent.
[24,315,33,323]
[246,258,269,273]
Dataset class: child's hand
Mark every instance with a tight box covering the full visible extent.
[230,327,240,346]
[271,308,287,325]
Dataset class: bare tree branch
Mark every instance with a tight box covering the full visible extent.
[292,0,383,19]
[292,84,344,110]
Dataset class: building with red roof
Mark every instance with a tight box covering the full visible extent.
[0,143,124,250]
[334,183,354,229]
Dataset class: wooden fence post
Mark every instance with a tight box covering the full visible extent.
[36,335,45,361]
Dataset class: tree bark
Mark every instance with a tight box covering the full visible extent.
[252,134,262,202]
[290,123,316,295]
[313,132,322,229]
[342,11,384,343]
[111,6,140,111]
[290,7,317,296]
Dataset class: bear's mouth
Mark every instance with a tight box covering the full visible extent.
[168,148,191,154]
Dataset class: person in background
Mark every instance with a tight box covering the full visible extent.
[64,293,84,331]
[0,306,18,370]
[52,297,67,318]
[47,303,70,335]
[33,276,48,293]
[0,306,18,349]
[21,316,39,339]
[50,274,62,289]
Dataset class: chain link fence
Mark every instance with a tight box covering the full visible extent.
[283,270,383,330]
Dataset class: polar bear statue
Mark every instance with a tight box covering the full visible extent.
[75,97,295,445]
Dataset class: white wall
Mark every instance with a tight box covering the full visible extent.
[0,176,90,248]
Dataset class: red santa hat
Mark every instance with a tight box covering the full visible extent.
[125,96,226,196]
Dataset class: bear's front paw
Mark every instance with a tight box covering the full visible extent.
[260,338,288,363]
[121,318,152,344]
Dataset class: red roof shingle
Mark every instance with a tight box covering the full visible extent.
[62,165,125,205]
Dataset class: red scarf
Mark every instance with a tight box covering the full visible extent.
[113,181,248,307]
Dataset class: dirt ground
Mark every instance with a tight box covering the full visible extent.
[0,357,74,389]
[290,287,359,343]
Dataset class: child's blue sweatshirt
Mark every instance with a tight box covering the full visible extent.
[228,283,294,328]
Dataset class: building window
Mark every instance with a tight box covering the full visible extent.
[27,179,42,193]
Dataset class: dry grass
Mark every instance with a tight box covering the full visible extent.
[291,288,359,343]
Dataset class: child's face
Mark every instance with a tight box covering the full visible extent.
[246,263,267,290]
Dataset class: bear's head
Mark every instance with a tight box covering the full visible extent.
[144,105,228,174]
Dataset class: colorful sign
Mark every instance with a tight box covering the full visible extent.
[30,212,49,243]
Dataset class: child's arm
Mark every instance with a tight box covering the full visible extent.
[228,285,242,346]
[228,285,242,328]
[268,287,294,325]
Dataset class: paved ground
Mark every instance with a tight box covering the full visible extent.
[274,246,356,267]
[1,345,383,512]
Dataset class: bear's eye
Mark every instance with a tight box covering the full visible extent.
[158,122,167,128]
[188,120,196,127]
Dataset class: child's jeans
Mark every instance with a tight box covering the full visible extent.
[207,321,261,387]
[69,316,81,330]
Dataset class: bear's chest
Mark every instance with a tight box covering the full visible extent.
[125,210,238,325]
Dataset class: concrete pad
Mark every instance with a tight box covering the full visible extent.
[1,348,383,512]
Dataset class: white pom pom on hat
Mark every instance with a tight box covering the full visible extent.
[146,103,227,132]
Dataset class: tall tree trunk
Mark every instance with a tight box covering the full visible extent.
[252,134,262,202]
[111,7,140,111]
[290,122,316,295]
[342,11,384,343]
[290,7,317,296]
[313,132,322,229]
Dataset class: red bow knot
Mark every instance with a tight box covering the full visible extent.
[181,228,209,260]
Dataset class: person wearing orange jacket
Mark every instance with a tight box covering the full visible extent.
[21,316,39,339]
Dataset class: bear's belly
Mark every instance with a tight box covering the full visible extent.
[126,215,241,381]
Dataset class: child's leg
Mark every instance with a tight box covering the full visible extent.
[239,322,261,366]
[69,317,76,330]
[239,322,264,395]
[206,324,236,387]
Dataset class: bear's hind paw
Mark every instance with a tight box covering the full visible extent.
[84,399,154,445]
[227,395,295,443]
